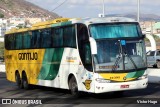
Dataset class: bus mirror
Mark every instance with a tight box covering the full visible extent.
[142,34,146,38]
[89,37,97,54]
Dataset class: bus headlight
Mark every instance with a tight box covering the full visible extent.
[138,74,148,80]
[95,78,111,83]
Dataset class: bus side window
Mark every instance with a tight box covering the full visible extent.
[5,34,15,50]
[63,25,76,48]
[5,35,9,50]
[23,32,31,49]
[52,28,63,47]
[15,33,22,50]
[41,28,52,48]
[31,30,41,48]
[11,34,16,50]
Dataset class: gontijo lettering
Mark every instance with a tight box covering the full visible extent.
[18,52,38,60]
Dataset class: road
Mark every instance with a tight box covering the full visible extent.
[0,71,160,107]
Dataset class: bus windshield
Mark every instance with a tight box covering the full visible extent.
[89,23,142,39]
[93,39,147,72]
[89,23,146,72]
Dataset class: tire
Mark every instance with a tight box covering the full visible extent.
[153,64,157,68]
[156,61,160,68]
[113,91,124,97]
[69,76,79,97]
[15,72,23,89]
[22,73,29,90]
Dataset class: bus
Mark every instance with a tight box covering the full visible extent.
[4,17,148,96]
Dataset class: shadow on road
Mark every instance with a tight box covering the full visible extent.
[1,72,160,104]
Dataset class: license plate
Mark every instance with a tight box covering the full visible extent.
[120,85,129,88]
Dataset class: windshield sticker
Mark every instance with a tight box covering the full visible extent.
[120,40,126,45]
[99,65,119,69]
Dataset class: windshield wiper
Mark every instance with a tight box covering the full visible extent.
[123,48,138,70]
[112,40,124,71]
[112,40,138,71]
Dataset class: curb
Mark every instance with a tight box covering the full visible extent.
[0,72,6,78]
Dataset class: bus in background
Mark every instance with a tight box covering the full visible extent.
[4,17,148,96]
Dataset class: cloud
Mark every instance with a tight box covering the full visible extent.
[26,0,160,17]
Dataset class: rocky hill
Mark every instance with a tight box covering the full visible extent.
[0,0,59,19]
[107,13,160,21]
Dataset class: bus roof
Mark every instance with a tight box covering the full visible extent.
[71,17,136,25]
[5,18,70,34]
[5,17,136,35]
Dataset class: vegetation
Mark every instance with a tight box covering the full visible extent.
[0,42,4,59]
[0,13,4,18]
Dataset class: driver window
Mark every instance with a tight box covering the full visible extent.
[84,43,92,64]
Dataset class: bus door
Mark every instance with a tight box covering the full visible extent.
[77,24,94,92]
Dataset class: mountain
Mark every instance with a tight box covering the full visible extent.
[0,0,59,19]
[107,13,160,21]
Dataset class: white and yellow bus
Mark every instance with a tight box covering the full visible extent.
[4,17,148,96]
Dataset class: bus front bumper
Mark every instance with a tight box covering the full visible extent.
[94,78,148,93]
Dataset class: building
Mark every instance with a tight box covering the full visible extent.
[0,17,46,37]
[25,18,43,25]
[140,21,160,37]
[153,22,160,37]
[0,26,6,37]
[0,19,8,37]
[8,17,26,27]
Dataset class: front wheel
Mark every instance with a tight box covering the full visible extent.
[113,91,124,97]
[69,76,79,97]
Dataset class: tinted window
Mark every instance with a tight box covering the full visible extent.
[77,24,92,71]
[5,25,77,50]
[5,34,16,50]
[90,23,142,39]
[41,29,52,48]
[51,25,76,48]
[52,27,63,47]
[16,33,23,49]
[23,32,31,49]
[31,30,41,48]
[63,26,76,48]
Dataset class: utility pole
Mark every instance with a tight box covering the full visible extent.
[102,0,105,17]
[137,0,140,22]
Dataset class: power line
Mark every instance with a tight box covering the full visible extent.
[51,0,68,12]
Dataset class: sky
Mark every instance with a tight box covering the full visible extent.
[26,0,160,18]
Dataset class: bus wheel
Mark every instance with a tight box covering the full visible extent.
[113,91,124,97]
[15,72,23,89]
[69,76,79,97]
[22,73,29,90]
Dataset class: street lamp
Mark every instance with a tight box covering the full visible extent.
[137,0,140,22]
